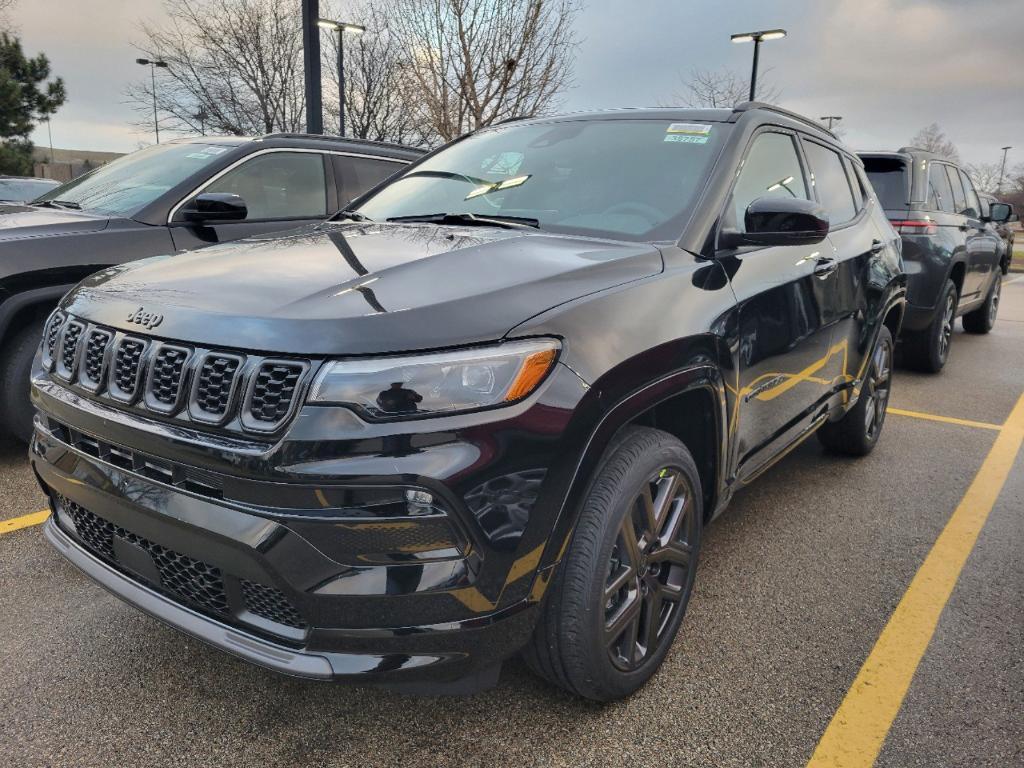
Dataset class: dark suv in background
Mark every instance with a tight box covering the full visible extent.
[0,134,421,442]
[32,104,905,701]
[978,192,1016,272]
[860,148,1012,372]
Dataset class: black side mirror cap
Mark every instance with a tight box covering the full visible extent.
[988,202,1014,224]
[722,196,830,248]
[182,192,248,223]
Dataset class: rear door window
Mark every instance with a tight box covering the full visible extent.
[334,156,406,205]
[803,140,857,225]
[945,165,967,215]
[958,169,981,218]
[928,163,955,213]
[731,132,810,232]
[862,156,910,211]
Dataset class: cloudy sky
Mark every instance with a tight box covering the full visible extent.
[11,0,1023,167]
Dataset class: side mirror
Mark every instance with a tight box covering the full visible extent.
[988,202,1014,224]
[182,192,248,223]
[726,196,830,247]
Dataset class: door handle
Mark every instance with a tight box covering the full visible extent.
[870,239,885,253]
[813,256,838,279]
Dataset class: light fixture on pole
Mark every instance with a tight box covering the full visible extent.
[820,115,842,131]
[317,18,366,137]
[997,146,1012,195]
[135,58,169,143]
[730,29,787,102]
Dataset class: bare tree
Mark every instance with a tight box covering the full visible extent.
[389,0,580,142]
[965,162,1004,195]
[127,0,306,136]
[321,2,427,145]
[668,67,781,109]
[909,123,960,163]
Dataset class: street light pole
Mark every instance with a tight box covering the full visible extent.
[730,29,787,102]
[135,58,169,143]
[997,146,1012,195]
[820,115,843,131]
[302,0,323,134]
[317,19,366,137]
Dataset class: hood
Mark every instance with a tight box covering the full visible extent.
[63,222,663,355]
[0,203,109,241]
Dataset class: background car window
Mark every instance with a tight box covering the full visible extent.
[842,157,865,211]
[958,169,981,218]
[204,152,327,220]
[944,165,967,214]
[862,156,910,211]
[928,163,955,213]
[803,141,857,225]
[731,132,809,230]
[336,156,404,205]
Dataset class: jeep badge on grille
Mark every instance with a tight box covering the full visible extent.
[126,307,164,330]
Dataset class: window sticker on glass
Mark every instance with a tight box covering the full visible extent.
[664,123,712,144]
[465,174,531,200]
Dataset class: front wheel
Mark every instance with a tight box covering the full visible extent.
[962,275,1000,334]
[0,322,43,443]
[523,426,702,701]
[817,325,893,456]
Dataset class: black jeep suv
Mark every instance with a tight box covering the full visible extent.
[0,134,421,442]
[860,148,1012,372]
[31,104,905,701]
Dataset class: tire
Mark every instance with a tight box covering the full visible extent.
[523,426,703,701]
[901,279,957,373]
[962,275,1000,334]
[0,321,43,443]
[817,326,893,456]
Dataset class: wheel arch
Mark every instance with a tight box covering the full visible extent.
[0,284,75,347]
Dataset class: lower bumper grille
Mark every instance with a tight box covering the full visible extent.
[54,493,306,631]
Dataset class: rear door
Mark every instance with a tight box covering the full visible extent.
[956,168,1000,304]
[721,129,837,479]
[169,150,337,250]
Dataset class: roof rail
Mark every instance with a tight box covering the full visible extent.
[258,132,423,153]
[730,101,837,139]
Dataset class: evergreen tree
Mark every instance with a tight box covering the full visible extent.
[0,33,66,175]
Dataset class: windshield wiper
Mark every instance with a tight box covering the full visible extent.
[32,199,82,210]
[330,208,373,223]
[386,212,539,229]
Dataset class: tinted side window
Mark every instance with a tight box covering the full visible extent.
[204,152,328,220]
[958,169,981,218]
[843,157,865,210]
[803,141,857,225]
[945,165,967,215]
[732,132,809,230]
[928,163,955,213]
[336,156,405,205]
[862,156,910,210]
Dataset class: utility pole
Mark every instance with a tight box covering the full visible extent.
[997,146,1012,195]
[302,0,323,134]
[317,19,366,137]
[135,58,169,143]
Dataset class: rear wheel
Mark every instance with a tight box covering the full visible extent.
[523,426,702,701]
[962,275,1000,334]
[902,280,956,373]
[818,326,893,456]
[0,322,43,443]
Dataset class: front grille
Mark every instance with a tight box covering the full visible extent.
[146,345,191,413]
[43,311,65,366]
[192,354,242,419]
[241,580,306,628]
[248,362,304,425]
[55,320,85,379]
[80,328,113,391]
[110,337,147,400]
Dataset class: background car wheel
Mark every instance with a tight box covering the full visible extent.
[962,275,1000,334]
[901,279,957,373]
[0,321,43,444]
[818,326,893,456]
[523,426,702,701]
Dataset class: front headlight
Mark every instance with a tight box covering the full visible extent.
[308,338,560,419]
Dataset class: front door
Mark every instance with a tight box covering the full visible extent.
[720,130,838,480]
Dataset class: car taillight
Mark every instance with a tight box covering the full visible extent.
[889,218,938,236]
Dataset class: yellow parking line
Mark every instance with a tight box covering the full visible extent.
[0,509,50,536]
[807,392,1024,767]
[888,407,1001,431]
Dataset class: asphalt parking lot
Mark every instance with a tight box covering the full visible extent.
[2,277,1022,768]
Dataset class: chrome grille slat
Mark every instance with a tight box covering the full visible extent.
[144,344,192,414]
[189,353,244,424]
[42,311,66,370]
[79,328,113,392]
[107,337,148,403]
[54,320,85,381]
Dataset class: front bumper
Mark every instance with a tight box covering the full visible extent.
[29,358,591,691]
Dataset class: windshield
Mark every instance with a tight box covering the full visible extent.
[34,143,235,217]
[356,119,728,242]
[0,178,59,202]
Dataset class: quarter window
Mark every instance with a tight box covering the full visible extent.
[945,165,967,215]
[958,169,981,218]
[803,141,857,225]
[843,157,865,211]
[202,152,328,220]
[731,132,809,231]
[928,163,955,213]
